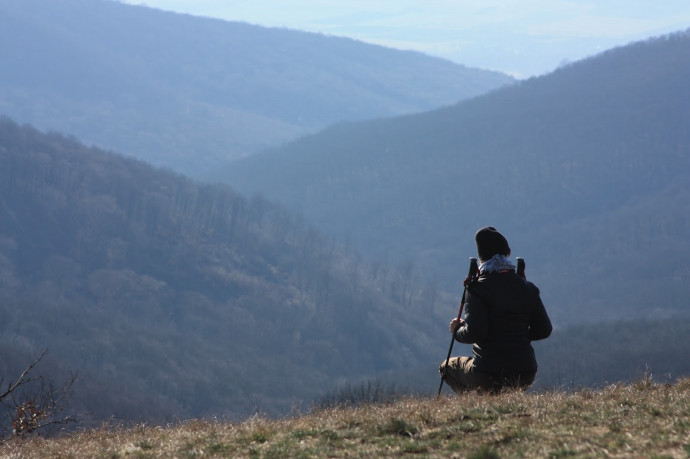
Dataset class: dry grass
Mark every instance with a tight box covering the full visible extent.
[2,377,689,458]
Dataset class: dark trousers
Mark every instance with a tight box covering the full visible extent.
[440,356,536,393]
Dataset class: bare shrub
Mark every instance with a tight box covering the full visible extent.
[0,349,78,441]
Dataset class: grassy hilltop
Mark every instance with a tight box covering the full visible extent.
[3,377,689,458]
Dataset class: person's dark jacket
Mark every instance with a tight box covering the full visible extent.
[454,270,552,373]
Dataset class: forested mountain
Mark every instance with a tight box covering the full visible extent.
[2,117,689,427]
[224,30,690,327]
[0,0,512,178]
[0,117,458,423]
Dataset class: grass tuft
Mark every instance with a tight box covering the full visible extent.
[468,444,501,459]
[378,417,418,437]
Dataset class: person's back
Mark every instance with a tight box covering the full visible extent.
[458,269,552,374]
[440,227,552,393]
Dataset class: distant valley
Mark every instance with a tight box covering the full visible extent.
[0,0,512,178]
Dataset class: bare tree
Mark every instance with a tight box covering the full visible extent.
[0,349,78,441]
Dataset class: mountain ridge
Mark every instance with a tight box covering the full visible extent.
[224,29,690,325]
[0,0,513,177]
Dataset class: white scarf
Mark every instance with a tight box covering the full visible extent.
[479,254,516,273]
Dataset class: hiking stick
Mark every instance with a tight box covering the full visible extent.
[516,257,525,278]
[438,257,478,396]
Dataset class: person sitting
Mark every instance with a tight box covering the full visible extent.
[440,227,553,393]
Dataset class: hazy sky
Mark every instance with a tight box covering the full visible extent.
[123,1,690,78]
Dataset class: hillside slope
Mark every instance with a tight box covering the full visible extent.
[0,118,449,424]
[0,0,512,177]
[3,379,689,457]
[224,30,690,326]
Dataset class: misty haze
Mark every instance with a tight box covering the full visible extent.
[0,0,689,439]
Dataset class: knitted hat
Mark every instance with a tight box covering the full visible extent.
[475,227,511,262]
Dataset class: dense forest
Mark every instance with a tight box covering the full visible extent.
[0,0,512,178]
[1,118,689,428]
[224,30,690,327]
[0,118,458,424]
